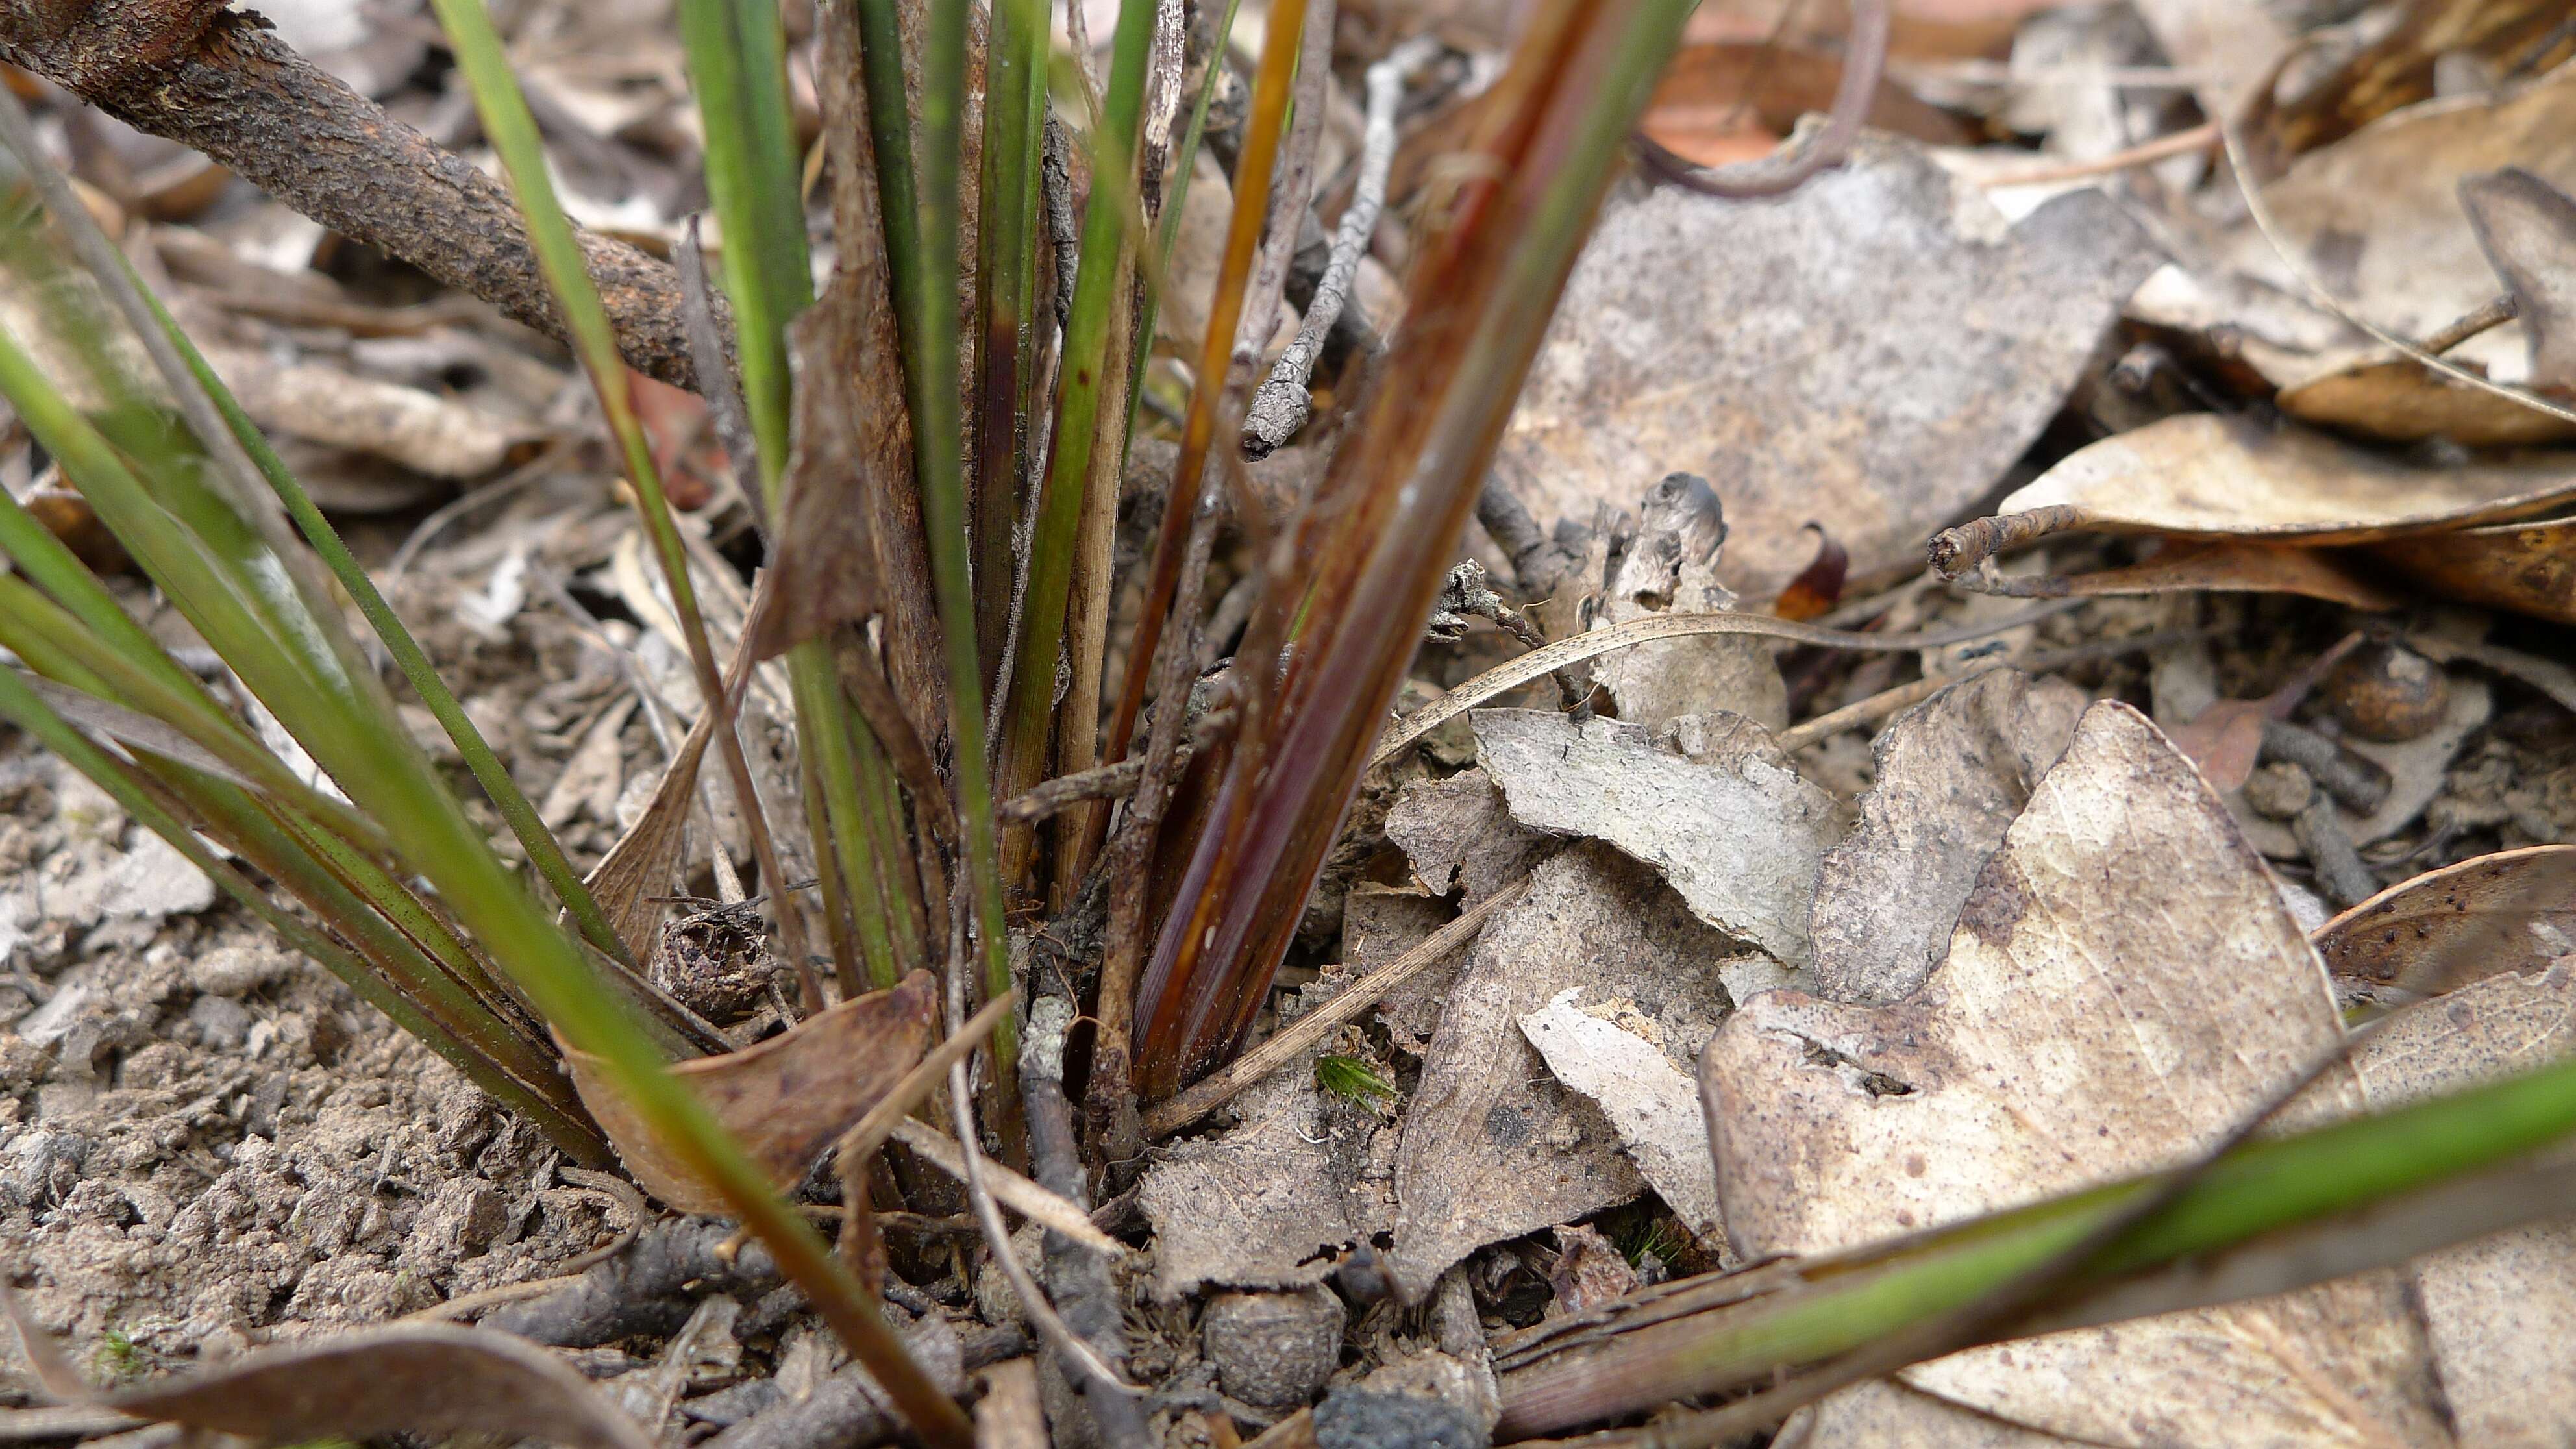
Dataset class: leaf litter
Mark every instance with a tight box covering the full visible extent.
[18,2,2576,1446]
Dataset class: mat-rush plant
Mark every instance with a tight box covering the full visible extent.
[8,1,2576,1443]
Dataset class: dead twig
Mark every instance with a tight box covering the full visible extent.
[1000,703,1237,823]
[1775,626,2212,751]
[1637,0,1889,200]
[1143,872,1535,1137]
[1243,36,1435,457]
[1232,0,1338,389]
[1975,121,2219,188]
[0,5,702,387]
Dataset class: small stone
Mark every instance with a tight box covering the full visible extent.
[188,944,291,997]
[188,994,251,1052]
[1314,1354,1494,1449]
[1202,1287,1347,1410]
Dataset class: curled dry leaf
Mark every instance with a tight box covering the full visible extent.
[585,707,717,962]
[1704,702,2455,1446]
[3,1291,652,1449]
[1474,709,1845,965]
[1933,409,2576,626]
[1641,42,1970,169]
[1491,134,2161,602]
[562,970,938,1214]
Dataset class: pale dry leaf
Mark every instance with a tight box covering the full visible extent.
[1382,767,1550,905]
[562,971,937,1214]
[540,695,637,831]
[2213,63,2576,391]
[1491,134,2161,601]
[1988,411,2576,542]
[203,346,527,481]
[2342,952,2576,1449]
[1707,700,2456,1448]
[1806,669,2087,1005]
[2125,0,2290,119]
[1389,844,1754,1302]
[1472,709,1845,965]
[1518,991,1725,1252]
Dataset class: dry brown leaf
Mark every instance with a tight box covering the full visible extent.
[585,708,716,963]
[2314,844,2576,1000]
[1972,412,2576,546]
[2275,358,2576,447]
[3,1292,652,1449]
[1473,710,1845,965]
[2226,63,2576,388]
[204,347,529,482]
[2001,540,2408,609]
[746,235,900,663]
[1806,669,2087,1005]
[1390,845,1752,1300]
[1642,42,1970,167]
[2374,514,2576,625]
[2261,0,2576,163]
[562,971,938,1214]
[1382,768,1550,906]
[1491,135,2161,602]
[1705,701,2455,1447]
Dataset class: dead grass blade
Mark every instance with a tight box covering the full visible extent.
[3,1289,652,1449]
[564,971,939,1213]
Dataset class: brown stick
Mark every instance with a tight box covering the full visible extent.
[1143,873,1534,1137]
[0,5,702,390]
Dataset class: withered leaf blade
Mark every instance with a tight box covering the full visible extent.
[3,1291,652,1449]
[747,269,898,663]
[2312,843,2576,1000]
[2460,166,2576,388]
[2369,514,2576,625]
[564,969,939,1214]
[584,707,715,963]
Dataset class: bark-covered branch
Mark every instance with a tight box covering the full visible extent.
[0,2,703,390]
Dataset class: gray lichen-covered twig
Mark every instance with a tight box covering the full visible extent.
[1241,37,1435,458]
[0,1,704,389]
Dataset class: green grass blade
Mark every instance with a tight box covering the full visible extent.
[127,290,630,964]
[971,0,1051,682]
[911,0,1019,1074]
[433,0,816,1004]
[996,0,1159,863]
[674,0,813,500]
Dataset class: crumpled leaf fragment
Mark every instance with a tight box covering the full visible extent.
[3,1291,652,1449]
[1473,709,1845,965]
[1806,669,2087,1005]
[1586,473,1787,730]
[1137,1007,1396,1300]
[2462,166,2576,388]
[1706,700,2456,1448]
[1383,766,1550,906]
[1491,134,2161,601]
[1390,845,1755,1302]
[1519,990,1726,1252]
[562,971,937,1214]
